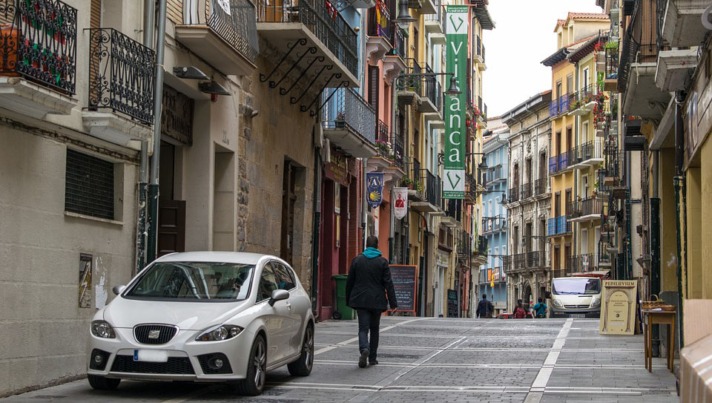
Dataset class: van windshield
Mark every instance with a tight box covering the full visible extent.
[552,278,601,295]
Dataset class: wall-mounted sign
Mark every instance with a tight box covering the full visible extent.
[443,5,468,199]
[366,172,384,209]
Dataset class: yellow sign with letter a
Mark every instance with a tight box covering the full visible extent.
[599,280,637,335]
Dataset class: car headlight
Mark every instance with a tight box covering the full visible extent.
[91,320,116,339]
[195,325,244,342]
[591,297,601,307]
[552,299,563,308]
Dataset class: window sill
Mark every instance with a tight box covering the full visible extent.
[65,211,124,226]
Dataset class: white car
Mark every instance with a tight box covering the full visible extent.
[87,252,314,395]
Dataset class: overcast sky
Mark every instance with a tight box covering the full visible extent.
[482,0,604,118]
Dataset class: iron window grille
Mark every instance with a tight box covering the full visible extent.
[65,149,115,220]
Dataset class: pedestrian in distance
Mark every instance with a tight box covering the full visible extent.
[533,297,548,318]
[346,235,398,368]
[476,294,494,318]
[513,299,528,319]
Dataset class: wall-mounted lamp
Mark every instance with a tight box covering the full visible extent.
[173,66,209,80]
[396,0,415,26]
[199,81,231,96]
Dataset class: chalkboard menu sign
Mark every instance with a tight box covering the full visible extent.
[389,265,417,314]
[447,289,458,318]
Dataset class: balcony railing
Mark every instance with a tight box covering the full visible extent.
[549,155,559,175]
[257,0,358,76]
[464,173,477,202]
[208,0,258,62]
[87,28,155,125]
[424,169,441,208]
[535,178,547,195]
[367,1,392,40]
[0,0,77,94]
[445,199,462,222]
[322,88,376,143]
[567,197,603,220]
[520,183,532,200]
[508,186,519,203]
[457,231,471,256]
[390,22,405,59]
[618,0,659,93]
[548,93,571,116]
[547,215,571,236]
[476,235,487,256]
[568,253,595,274]
[575,139,604,164]
[568,83,599,112]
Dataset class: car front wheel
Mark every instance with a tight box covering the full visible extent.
[234,335,267,396]
[88,375,120,390]
[288,324,314,376]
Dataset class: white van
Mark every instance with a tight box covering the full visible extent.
[550,276,602,318]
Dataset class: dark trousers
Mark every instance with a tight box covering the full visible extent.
[356,308,381,360]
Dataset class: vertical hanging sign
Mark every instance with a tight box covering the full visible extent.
[443,5,468,199]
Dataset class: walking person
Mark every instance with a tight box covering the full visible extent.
[476,294,494,318]
[513,299,528,319]
[346,235,398,368]
[533,297,548,318]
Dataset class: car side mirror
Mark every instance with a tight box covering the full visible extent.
[269,289,289,306]
[112,285,126,296]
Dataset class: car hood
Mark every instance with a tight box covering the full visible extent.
[553,294,595,304]
[101,297,251,330]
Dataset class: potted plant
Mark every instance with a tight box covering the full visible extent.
[375,139,391,157]
[401,176,415,189]
[335,112,345,128]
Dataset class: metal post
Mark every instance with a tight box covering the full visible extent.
[146,0,168,264]
[135,0,156,273]
[674,90,686,347]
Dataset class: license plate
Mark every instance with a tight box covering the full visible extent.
[570,314,585,318]
[133,349,168,362]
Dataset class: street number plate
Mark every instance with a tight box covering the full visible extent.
[133,349,168,362]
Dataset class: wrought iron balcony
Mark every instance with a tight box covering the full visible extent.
[366,1,393,62]
[549,155,559,175]
[175,0,257,76]
[535,178,547,196]
[547,215,571,236]
[410,168,442,213]
[463,173,477,205]
[86,28,155,125]
[520,183,533,200]
[507,186,519,203]
[257,0,358,85]
[0,0,77,117]
[457,231,471,257]
[617,0,669,119]
[322,88,377,158]
[567,197,604,222]
[568,84,600,115]
[548,93,571,117]
[571,139,604,168]
[567,253,595,274]
[481,216,506,235]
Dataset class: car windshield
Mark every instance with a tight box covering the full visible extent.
[124,261,255,301]
[552,278,601,295]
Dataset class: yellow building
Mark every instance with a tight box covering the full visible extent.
[542,13,609,278]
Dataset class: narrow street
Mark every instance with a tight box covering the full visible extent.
[1,317,678,402]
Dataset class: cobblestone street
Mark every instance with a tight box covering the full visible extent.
[1,316,679,402]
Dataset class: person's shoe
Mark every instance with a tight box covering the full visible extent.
[369,359,379,365]
[358,350,368,368]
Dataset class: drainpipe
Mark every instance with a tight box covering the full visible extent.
[146,0,168,264]
[312,123,322,316]
[674,90,686,347]
[135,0,155,273]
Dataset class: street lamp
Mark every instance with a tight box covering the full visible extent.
[396,0,415,26]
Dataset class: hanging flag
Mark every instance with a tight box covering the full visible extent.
[393,187,408,220]
[367,172,384,209]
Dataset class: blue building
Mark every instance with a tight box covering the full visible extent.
[479,121,509,315]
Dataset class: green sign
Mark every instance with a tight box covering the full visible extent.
[443,5,468,199]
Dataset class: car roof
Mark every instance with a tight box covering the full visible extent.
[153,251,282,266]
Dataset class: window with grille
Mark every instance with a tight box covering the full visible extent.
[65,149,115,220]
